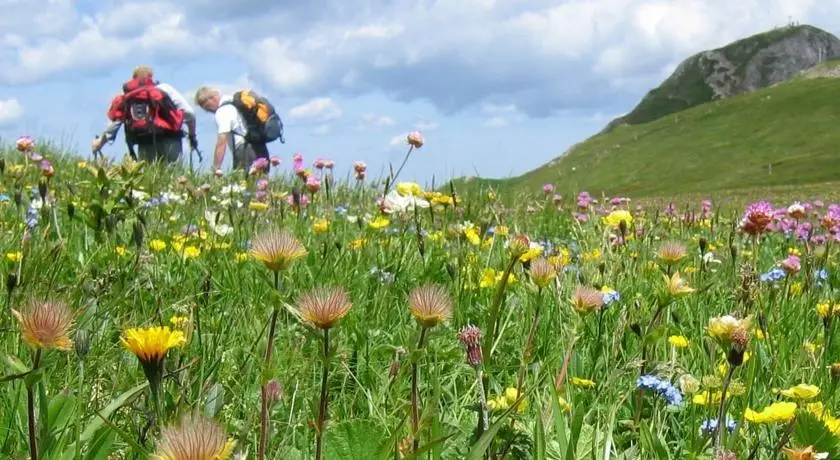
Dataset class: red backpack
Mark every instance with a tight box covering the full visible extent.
[107,77,185,153]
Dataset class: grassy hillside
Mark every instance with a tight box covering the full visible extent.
[450,76,840,204]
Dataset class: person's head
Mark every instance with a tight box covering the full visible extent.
[132,65,154,80]
[195,86,222,112]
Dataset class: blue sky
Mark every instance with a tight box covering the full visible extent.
[2,0,839,185]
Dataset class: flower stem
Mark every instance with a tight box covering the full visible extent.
[385,146,415,195]
[483,255,520,365]
[27,349,42,460]
[411,326,428,453]
[713,364,735,451]
[258,306,280,460]
[315,328,331,460]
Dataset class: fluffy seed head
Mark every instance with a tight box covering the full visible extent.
[12,299,75,351]
[657,241,687,265]
[529,257,557,288]
[249,229,307,272]
[408,283,453,328]
[151,414,236,460]
[570,286,604,316]
[298,286,353,330]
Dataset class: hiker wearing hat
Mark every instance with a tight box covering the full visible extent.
[93,65,198,163]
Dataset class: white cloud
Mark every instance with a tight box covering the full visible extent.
[0,98,23,125]
[388,133,408,146]
[355,113,396,130]
[483,116,508,128]
[247,38,314,91]
[312,124,332,135]
[0,3,218,85]
[287,97,342,121]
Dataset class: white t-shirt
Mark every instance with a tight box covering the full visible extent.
[215,95,247,148]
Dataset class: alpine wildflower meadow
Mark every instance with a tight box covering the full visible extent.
[3,134,840,460]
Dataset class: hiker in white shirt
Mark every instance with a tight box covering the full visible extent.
[194,86,270,173]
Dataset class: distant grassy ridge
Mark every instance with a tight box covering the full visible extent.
[447,76,840,208]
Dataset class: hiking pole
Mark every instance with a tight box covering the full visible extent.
[189,148,204,174]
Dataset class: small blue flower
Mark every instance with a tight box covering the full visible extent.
[335,205,348,215]
[602,289,620,305]
[699,418,736,436]
[759,268,786,283]
[636,375,683,407]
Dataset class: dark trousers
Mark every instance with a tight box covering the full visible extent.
[232,142,270,171]
[134,136,183,163]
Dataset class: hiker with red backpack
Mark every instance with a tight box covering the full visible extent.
[194,86,285,174]
[92,66,198,164]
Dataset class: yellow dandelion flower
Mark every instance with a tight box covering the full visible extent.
[116,246,128,257]
[5,251,23,263]
[121,326,186,364]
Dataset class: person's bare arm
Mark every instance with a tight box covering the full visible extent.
[214,133,229,170]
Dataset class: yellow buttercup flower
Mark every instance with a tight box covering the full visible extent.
[744,401,797,424]
[464,226,481,245]
[249,201,269,212]
[5,251,22,263]
[570,377,595,388]
[121,326,186,364]
[312,218,330,233]
[779,383,821,400]
[503,387,527,413]
[668,335,690,348]
[182,246,201,259]
[149,239,167,252]
[396,182,422,197]
[368,216,390,230]
[116,246,128,257]
[603,210,633,229]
